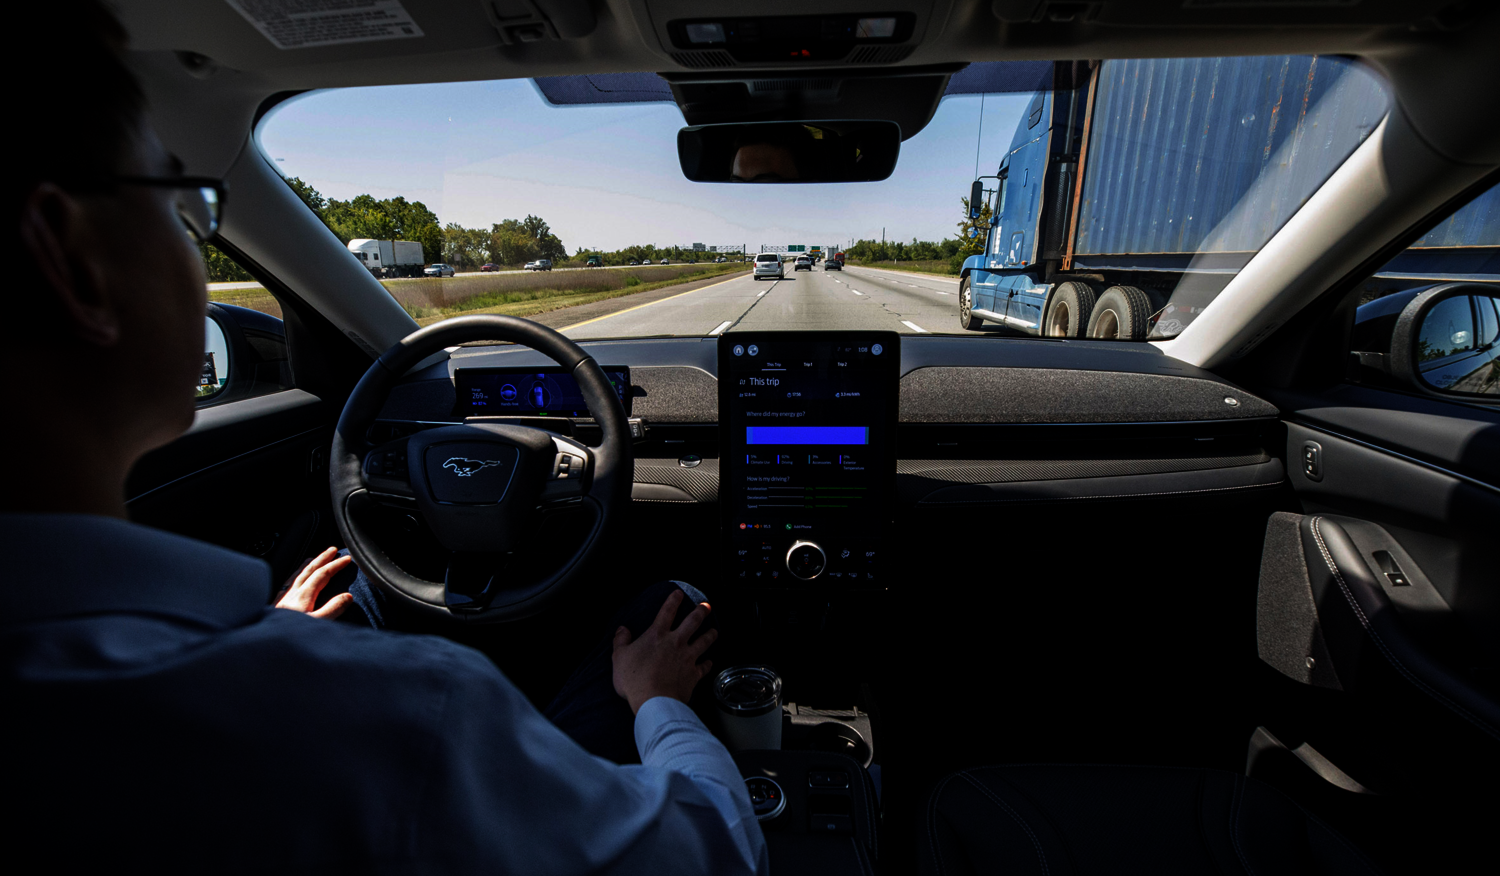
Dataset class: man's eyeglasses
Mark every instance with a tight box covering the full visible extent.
[109,177,225,241]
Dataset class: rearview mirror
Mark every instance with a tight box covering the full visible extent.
[678,121,900,183]
[969,180,984,217]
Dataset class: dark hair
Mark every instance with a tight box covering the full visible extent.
[13,0,146,193]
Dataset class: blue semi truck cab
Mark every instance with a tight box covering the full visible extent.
[956,55,1475,340]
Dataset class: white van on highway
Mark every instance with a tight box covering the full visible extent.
[753,252,784,280]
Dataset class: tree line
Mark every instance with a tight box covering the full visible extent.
[841,196,992,272]
[201,176,567,281]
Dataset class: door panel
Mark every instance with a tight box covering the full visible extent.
[127,389,339,585]
[1257,389,1500,796]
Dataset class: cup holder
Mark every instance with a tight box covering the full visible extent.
[806,721,872,768]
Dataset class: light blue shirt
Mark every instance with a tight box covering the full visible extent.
[0,513,766,873]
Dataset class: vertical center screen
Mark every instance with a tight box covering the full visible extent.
[720,332,898,585]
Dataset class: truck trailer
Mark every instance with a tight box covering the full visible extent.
[958,55,1500,340]
[347,238,426,279]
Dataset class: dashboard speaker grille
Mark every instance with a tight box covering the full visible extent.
[672,50,735,69]
[848,45,914,64]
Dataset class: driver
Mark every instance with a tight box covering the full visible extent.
[1,3,765,872]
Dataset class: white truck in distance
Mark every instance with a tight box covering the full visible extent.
[348,239,425,278]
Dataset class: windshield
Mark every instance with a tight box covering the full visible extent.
[253,56,1397,342]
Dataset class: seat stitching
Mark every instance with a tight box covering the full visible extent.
[1193,771,1232,876]
[927,772,960,876]
[957,770,1050,876]
[1227,775,1258,876]
[1310,516,1500,740]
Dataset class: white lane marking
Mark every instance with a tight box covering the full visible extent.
[558,270,752,331]
[757,290,768,298]
[710,320,734,336]
[852,290,864,296]
[901,320,929,333]
[936,291,954,295]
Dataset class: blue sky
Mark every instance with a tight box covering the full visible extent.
[258,79,1029,252]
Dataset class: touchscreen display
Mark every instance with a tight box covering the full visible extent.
[719,332,898,585]
[455,367,631,418]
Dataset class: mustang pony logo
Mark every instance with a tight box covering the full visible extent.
[443,457,506,477]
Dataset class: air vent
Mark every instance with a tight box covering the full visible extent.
[672,50,735,69]
[848,45,913,64]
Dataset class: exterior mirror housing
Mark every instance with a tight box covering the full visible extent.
[1352,283,1499,398]
[969,179,984,218]
[678,121,900,183]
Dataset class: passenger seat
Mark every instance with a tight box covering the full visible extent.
[921,765,1381,875]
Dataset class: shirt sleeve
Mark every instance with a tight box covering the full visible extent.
[634,697,766,873]
[412,644,769,876]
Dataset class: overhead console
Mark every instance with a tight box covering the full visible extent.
[720,332,899,586]
[665,13,916,64]
[638,0,945,69]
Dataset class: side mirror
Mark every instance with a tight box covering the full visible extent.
[198,303,293,406]
[969,179,984,218]
[1358,283,1500,398]
[199,315,231,401]
[678,120,900,183]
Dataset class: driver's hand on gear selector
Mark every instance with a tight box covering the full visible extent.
[612,588,718,714]
[274,547,355,620]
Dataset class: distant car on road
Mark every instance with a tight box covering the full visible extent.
[585,255,603,267]
[660,258,670,265]
[424,263,455,278]
[794,255,812,271]
[825,252,845,271]
[480,263,500,272]
[754,252,785,281]
[524,259,552,272]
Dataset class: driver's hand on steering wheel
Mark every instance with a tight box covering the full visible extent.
[612,589,718,714]
[274,547,355,621]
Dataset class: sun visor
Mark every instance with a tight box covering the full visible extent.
[534,62,1058,110]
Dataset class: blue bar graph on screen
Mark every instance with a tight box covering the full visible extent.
[745,426,869,445]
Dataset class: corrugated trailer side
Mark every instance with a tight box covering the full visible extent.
[1070,56,1390,271]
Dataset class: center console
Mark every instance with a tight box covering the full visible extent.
[718,332,899,586]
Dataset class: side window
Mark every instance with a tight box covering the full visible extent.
[198,243,294,407]
[1349,180,1500,399]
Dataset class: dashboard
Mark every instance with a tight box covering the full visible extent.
[372,335,1287,588]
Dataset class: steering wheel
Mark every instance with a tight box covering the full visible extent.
[329,315,633,623]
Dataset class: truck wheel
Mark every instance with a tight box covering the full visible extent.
[1087,285,1153,340]
[1043,281,1097,338]
[958,278,984,331]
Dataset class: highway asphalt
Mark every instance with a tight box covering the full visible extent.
[559,265,965,339]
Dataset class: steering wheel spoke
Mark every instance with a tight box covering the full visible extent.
[361,436,416,500]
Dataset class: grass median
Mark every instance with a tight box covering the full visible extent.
[208,262,750,324]
[847,258,962,277]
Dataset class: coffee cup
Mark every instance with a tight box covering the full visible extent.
[714,666,782,751]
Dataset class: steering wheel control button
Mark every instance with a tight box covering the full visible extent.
[364,447,409,478]
[679,454,702,468]
[424,443,519,504]
[551,451,587,480]
[744,777,786,822]
[786,541,827,580]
